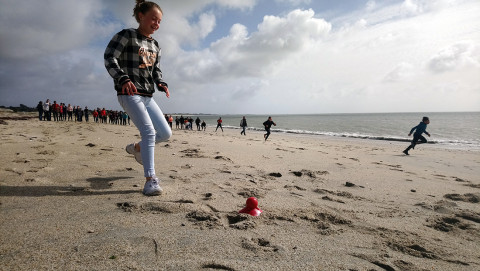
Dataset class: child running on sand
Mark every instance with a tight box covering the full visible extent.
[403,116,430,155]
[104,0,171,196]
[263,116,276,141]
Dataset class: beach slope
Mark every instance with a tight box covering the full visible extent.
[1,111,479,270]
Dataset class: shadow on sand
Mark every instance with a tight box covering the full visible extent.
[0,176,138,197]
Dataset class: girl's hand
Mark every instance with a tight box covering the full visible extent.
[122,81,138,96]
[159,85,170,98]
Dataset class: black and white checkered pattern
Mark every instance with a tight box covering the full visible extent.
[104,28,167,97]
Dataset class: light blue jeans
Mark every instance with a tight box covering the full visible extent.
[118,95,171,177]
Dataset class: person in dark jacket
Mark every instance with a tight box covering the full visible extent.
[37,101,43,121]
[263,116,276,141]
[84,107,89,122]
[195,117,201,131]
[403,116,430,155]
[240,116,247,135]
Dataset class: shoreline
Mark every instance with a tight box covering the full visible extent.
[3,109,479,151]
[201,124,480,152]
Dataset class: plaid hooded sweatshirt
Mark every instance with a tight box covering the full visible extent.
[104,28,167,97]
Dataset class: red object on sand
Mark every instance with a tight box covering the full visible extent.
[239,197,263,216]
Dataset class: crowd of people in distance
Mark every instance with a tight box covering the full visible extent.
[37,99,281,141]
[36,99,213,131]
[171,115,276,141]
[172,115,206,131]
[37,99,130,125]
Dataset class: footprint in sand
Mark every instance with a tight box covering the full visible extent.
[117,201,193,214]
[414,200,457,214]
[180,148,205,158]
[275,147,294,153]
[385,236,438,260]
[378,227,470,266]
[290,169,328,179]
[36,150,55,155]
[4,168,23,176]
[321,195,345,204]
[284,185,307,191]
[456,211,480,224]
[328,189,362,201]
[241,237,284,253]
[464,183,480,189]
[444,193,479,203]
[427,216,475,233]
[214,155,232,162]
[432,174,449,180]
[227,214,256,230]
[116,202,137,212]
[181,164,194,169]
[237,189,265,199]
[201,263,236,271]
[13,158,30,164]
[186,210,222,229]
[453,177,469,183]
[349,254,397,271]
[299,210,351,235]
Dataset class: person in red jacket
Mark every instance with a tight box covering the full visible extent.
[52,101,59,121]
[100,108,107,123]
[215,117,223,132]
[93,109,99,123]
[58,103,63,121]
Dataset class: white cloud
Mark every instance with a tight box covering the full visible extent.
[229,0,480,113]
[383,62,415,82]
[366,1,377,11]
[401,0,423,15]
[165,12,216,49]
[275,0,312,5]
[428,41,480,73]
[215,0,257,10]
[168,9,331,86]
[0,0,116,60]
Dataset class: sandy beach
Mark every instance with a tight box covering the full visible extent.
[0,110,479,271]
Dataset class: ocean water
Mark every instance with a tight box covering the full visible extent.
[180,112,480,150]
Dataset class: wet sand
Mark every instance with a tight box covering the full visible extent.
[1,110,479,270]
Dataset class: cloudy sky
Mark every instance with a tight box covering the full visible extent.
[0,0,479,114]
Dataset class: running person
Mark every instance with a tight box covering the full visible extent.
[403,116,431,155]
[104,0,172,196]
[263,116,276,141]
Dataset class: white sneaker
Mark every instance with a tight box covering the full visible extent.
[143,176,163,196]
[126,143,143,165]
